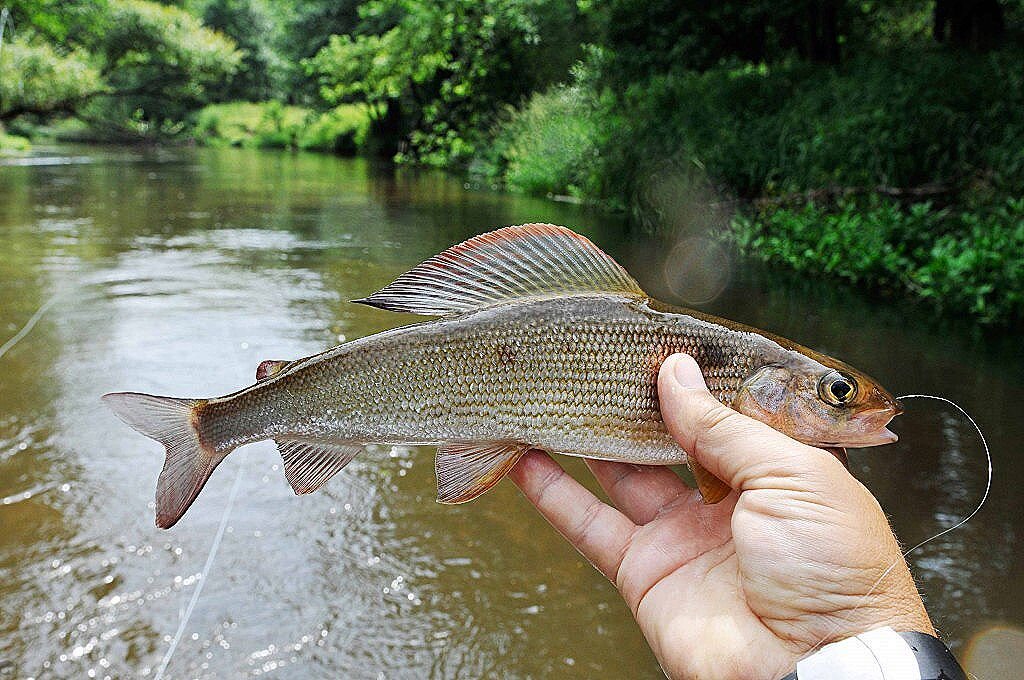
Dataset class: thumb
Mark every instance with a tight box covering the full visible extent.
[658,353,835,493]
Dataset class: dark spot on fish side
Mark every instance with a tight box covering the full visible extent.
[497,344,517,365]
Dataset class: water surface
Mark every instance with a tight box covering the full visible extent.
[0,146,1020,678]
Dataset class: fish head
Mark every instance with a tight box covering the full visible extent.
[732,352,901,449]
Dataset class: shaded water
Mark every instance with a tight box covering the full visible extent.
[0,146,1020,678]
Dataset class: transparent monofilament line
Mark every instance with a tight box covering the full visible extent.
[0,294,59,360]
[808,393,992,654]
[153,452,247,680]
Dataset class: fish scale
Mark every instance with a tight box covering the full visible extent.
[104,223,901,529]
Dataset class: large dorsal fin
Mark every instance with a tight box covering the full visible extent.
[353,224,645,316]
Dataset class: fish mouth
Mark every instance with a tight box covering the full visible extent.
[838,406,901,448]
[816,427,898,449]
[841,427,898,448]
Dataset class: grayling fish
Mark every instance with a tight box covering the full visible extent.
[104,224,901,528]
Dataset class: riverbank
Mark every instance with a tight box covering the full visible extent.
[10,51,1022,326]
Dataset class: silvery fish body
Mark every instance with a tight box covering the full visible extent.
[104,224,901,529]
[206,295,768,463]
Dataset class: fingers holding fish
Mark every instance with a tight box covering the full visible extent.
[509,449,637,581]
[584,459,690,525]
[658,354,842,495]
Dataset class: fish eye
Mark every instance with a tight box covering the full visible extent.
[819,371,857,406]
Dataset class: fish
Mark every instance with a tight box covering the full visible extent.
[103,224,902,528]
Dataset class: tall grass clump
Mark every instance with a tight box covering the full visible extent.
[491,85,605,199]
[0,130,31,152]
[191,102,308,148]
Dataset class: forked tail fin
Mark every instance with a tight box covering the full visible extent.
[102,392,227,529]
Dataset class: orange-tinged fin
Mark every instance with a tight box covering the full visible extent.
[824,446,850,469]
[102,392,225,529]
[256,360,289,381]
[353,224,645,316]
[687,457,731,504]
[435,441,529,503]
[275,439,362,494]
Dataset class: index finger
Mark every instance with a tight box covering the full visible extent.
[509,450,637,581]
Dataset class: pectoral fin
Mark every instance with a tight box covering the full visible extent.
[687,457,731,504]
[435,441,529,504]
[824,446,849,469]
[276,439,362,494]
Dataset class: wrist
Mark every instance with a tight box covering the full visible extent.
[778,627,965,680]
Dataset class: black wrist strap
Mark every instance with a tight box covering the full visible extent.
[779,629,966,680]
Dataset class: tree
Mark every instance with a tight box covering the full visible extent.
[0,0,241,127]
[307,0,583,164]
[933,0,1005,49]
[0,38,102,121]
[202,0,284,101]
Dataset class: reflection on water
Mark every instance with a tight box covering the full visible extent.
[0,145,1020,677]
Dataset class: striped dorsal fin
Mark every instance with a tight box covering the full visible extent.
[353,223,645,316]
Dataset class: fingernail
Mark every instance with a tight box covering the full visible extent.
[672,354,707,389]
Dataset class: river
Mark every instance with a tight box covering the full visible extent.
[0,146,1020,678]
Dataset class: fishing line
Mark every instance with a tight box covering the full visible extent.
[809,393,992,654]
[153,452,247,680]
[0,294,59,360]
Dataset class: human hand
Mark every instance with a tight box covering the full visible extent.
[509,353,933,680]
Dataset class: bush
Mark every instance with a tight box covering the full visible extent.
[730,198,1024,325]
[190,101,372,153]
[493,85,603,198]
[297,104,370,154]
[0,131,31,152]
[191,102,308,148]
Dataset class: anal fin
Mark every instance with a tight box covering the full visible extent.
[276,439,362,495]
[435,441,529,504]
[687,457,731,504]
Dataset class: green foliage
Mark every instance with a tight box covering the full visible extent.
[192,101,307,147]
[492,84,603,198]
[280,0,360,63]
[0,37,103,118]
[2,0,241,133]
[492,45,1024,211]
[202,0,285,101]
[731,199,1024,324]
[307,0,585,166]
[297,104,370,153]
[100,1,241,108]
[0,130,32,152]
[190,101,370,152]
